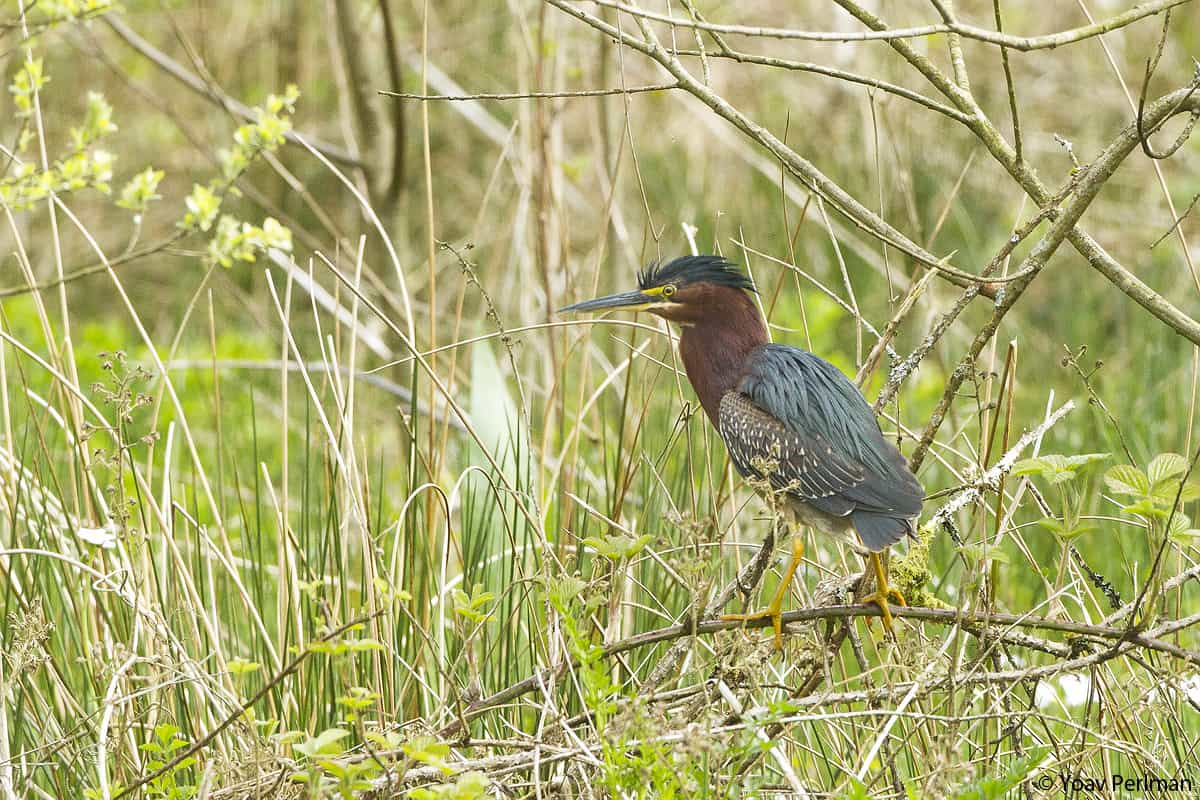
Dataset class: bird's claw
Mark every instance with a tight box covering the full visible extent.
[860,551,906,637]
[860,586,907,635]
[721,539,803,651]
[722,599,787,651]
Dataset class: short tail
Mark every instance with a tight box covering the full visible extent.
[851,511,915,552]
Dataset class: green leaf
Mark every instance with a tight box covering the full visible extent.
[1035,517,1068,536]
[409,771,490,800]
[548,575,587,612]
[227,656,260,676]
[116,167,164,213]
[183,183,220,232]
[1122,498,1165,518]
[1013,457,1051,477]
[345,638,385,652]
[402,736,452,775]
[1105,464,1149,497]
[583,533,654,561]
[366,730,403,750]
[1063,453,1111,468]
[1014,453,1107,484]
[154,724,182,745]
[452,583,496,623]
[1148,453,1188,486]
[293,728,349,758]
[1033,516,1093,540]
[957,542,1011,565]
[1166,512,1200,541]
[1060,523,1095,540]
[1151,479,1200,504]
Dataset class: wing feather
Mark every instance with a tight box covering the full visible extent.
[718,344,923,520]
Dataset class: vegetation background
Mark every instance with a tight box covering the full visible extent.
[1,0,1199,797]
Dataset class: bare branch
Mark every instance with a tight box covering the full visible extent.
[834,0,1200,348]
[583,0,1190,51]
[102,15,364,168]
[433,591,1199,744]
[928,400,1075,530]
[380,83,679,101]
[910,84,1200,468]
[546,0,990,296]
[665,47,973,124]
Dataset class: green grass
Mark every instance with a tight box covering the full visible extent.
[2,2,1200,798]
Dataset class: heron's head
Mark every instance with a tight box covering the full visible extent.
[559,255,757,325]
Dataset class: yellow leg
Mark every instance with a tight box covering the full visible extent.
[721,539,804,651]
[859,551,906,635]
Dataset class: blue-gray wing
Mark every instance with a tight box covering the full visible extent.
[718,344,923,549]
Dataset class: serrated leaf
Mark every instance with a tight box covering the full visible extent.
[1166,511,1197,538]
[154,723,178,740]
[1015,453,1107,484]
[1105,464,1149,497]
[1148,453,1187,485]
[1151,479,1200,504]
[548,575,587,612]
[1049,470,1077,485]
[452,582,496,624]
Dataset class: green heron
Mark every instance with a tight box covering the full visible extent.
[561,255,923,647]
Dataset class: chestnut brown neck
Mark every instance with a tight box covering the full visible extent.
[673,287,768,426]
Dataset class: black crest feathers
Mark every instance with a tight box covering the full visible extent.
[638,255,756,293]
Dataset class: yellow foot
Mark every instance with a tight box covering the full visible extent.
[861,551,906,637]
[721,539,803,651]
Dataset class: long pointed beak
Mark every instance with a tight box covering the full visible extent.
[558,290,657,314]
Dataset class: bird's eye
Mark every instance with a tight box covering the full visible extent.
[661,284,677,298]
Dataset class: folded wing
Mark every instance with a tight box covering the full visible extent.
[718,344,923,550]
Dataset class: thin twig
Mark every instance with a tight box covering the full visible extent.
[992,0,1023,165]
[102,15,363,168]
[910,83,1200,469]
[834,0,1200,347]
[114,612,384,799]
[665,47,973,124]
[586,0,1189,51]
[381,83,679,101]
[545,0,985,295]
[433,594,1200,742]
[0,232,186,299]
[928,400,1075,531]
[1150,191,1200,249]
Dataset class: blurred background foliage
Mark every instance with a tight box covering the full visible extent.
[2,0,1200,796]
